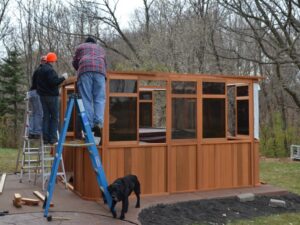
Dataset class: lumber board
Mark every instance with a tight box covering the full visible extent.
[21,197,40,206]
[0,173,6,194]
[13,193,22,208]
[58,175,74,191]
[66,182,74,191]
[33,191,54,207]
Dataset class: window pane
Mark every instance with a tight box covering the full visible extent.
[172,98,196,139]
[109,97,137,141]
[203,99,225,138]
[203,82,225,94]
[140,102,152,128]
[139,91,152,100]
[237,86,248,96]
[110,80,137,93]
[227,86,236,136]
[172,81,197,94]
[237,100,249,135]
[139,89,166,143]
[66,90,74,132]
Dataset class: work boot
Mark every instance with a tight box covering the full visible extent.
[92,124,102,137]
[92,124,102,145]
[28,134,40,139]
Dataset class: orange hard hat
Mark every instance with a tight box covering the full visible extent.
[46,52,57,62]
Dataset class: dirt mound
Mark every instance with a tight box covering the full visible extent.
[139,193,300,225]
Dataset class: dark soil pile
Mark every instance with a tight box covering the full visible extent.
[139,193,300,225]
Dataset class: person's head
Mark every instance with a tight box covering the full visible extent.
[46,52,57,63]
[85,36,96,43]
[40,55,47,64]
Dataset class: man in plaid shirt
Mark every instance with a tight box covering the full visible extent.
[72,36,107,142]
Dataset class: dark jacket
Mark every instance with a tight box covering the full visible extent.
[30,64,43,91]
[36,63,65,96]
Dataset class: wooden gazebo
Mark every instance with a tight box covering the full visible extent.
[60,71,261,200]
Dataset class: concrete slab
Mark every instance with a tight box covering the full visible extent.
[0,174,129,225]
[0,174,288,225]
[237,193,255,202]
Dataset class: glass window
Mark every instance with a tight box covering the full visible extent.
[109,97,137,141]
[110,80,137,93]
[227,85,236,136]
[140,102,152,128]
[203,82,225,95]
[139,91,152,100]
[237,86,248,96]
[203,99,225,138]
[66,90,74,132]
[172,98,196,139]
[172,81,197,94]
[139,80,166,143]
[237,100,249,135]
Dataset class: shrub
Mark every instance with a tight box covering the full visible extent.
[260,112,300,157]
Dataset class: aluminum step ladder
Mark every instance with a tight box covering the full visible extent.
[43,94,113,219]
[16,91,67,189]
[38,141,67,190]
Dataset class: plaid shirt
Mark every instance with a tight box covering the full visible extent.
[72,42,106,77]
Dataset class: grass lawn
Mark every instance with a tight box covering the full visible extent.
[227,160,300,225]
[0,148,18,173]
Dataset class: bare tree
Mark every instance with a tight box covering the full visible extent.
[219,0,300,108]
[0,0,10,43]
[71,0,144,65]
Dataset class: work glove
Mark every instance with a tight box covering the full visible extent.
[62,73,68,80]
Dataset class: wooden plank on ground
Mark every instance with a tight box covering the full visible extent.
[58,175,74,191]
[13,193,22,208]
[66,182,74,191]
[0,173,7,194]
[21,198,40,206]
[33,191,54,207]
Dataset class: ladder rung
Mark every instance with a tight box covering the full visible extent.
[43,172,66,177]
[43,157,54,161]
[23,152,39,155]
[62,142,94,147]
[24,148,40,150]
[21,166,40,169]
[24,160,39,163]
[43,144,56,147]
[22,165,52,169]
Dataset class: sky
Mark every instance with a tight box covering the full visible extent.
[0,0,144,57]
[115,0,144,28]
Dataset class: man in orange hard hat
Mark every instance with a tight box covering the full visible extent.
[28,55,47,139]
[36,52,68,145]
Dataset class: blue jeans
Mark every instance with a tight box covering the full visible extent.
[40,96,59,142]
[28,90,43,135]
[77,72,106,128]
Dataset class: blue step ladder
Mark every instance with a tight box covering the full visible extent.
[43,94,112,219]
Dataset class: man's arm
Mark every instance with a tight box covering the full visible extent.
[48,69,65,87]
[30,68,39,90]
[72,47,80,71]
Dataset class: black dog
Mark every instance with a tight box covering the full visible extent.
[107,174,140,220]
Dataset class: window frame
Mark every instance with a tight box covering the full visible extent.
[139,90,154,128]
[171,80,197,141]
[235,84,250,138]
[202,80,227,141]
[108,78,139,144]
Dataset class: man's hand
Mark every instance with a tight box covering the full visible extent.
[62,73,68,79]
